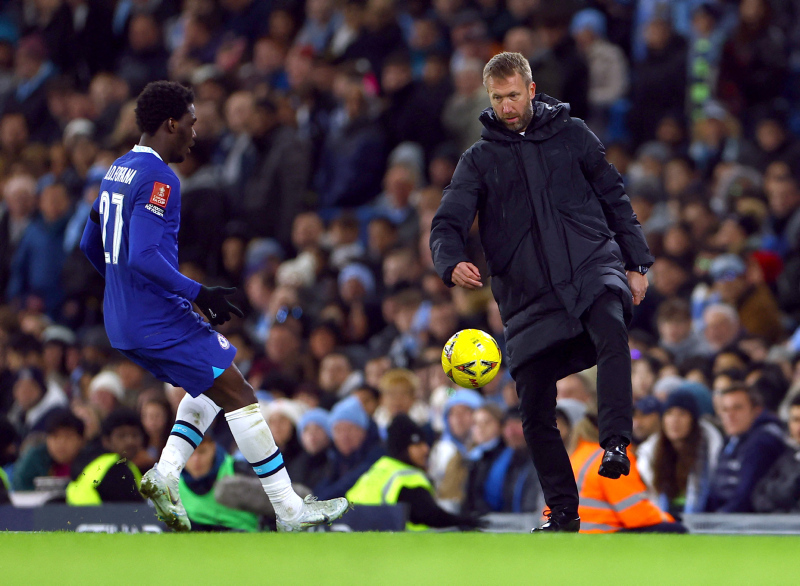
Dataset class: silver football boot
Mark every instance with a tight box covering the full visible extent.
[139,468,192,532]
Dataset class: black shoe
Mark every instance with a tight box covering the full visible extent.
[531,510,580,533]
[598,436,631,479]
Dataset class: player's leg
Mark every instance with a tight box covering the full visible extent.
[156,393,221,478]
[205,364,349,531]
[581,290,633,478]
[139,394,222,531]
[515,353,580,532]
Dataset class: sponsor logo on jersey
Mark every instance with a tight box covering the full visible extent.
[218,334,230,350]
[145,203,164,217]
[149,182,171,208]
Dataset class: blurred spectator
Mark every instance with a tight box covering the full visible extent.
[115,12,170,97]
[632,396,662,446]
[428,388,482,503]
[570,8,628,139]
[180,434,260,532]
[702,304,742,353]
[7,182,71,318]
[87,370,125,418]
[65,408,145,505]
[12,408,86,491]
[379,51,444,159]
[374,368,431,435]
[139,393,173,464]
[4,35,59,143]
[556,373,594,404]
[707,254,784,344]
[717,0,788,118]
[536,7,589,120]
[483,407,544,513]
[636,390,723,516]
[705,386,787,512]
[442,57,487,154]
[315,77,386,207]
[239,97,311,248]
[629,15,687,147]
[752,394,800,513]
[314,395,384,499]
[685,2,729,124]
[291,407,331,490]
[657,298,711,365]
[463,403,505,514]
[318,352,364,409]
[261,398,306,472]
[347,413,484,530]
[7,366,67,438]
[0,174,37,298]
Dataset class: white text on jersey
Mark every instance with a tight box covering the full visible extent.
[104,165,137,184]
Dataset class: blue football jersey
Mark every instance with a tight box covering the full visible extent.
[94,145,202,349]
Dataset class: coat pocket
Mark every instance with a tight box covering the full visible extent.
[557,212,613,275]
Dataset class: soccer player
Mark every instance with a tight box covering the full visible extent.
[80,81,348,532]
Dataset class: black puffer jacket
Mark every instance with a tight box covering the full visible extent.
[430,94,653,375]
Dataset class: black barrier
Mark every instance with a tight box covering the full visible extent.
[0,504,408,533]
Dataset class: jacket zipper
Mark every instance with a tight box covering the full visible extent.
[511,141,552,282]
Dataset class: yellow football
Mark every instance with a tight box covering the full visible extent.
[441,329,502,389]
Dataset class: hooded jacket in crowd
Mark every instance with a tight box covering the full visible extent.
[705,410,788,513]
[430,94,653,377]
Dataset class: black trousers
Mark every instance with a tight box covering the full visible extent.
[516,291,633,514]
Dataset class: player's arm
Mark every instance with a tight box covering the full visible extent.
[429,153,483,288]
[129,179,242,325]
[128,204,201,300]
[576,121,654,271]
[79,202,106,278]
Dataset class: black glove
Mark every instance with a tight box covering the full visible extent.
[194,285,244,326]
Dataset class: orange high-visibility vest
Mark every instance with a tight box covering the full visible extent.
[571,439,673,534]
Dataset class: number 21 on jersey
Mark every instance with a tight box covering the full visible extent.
[99,191,124,264]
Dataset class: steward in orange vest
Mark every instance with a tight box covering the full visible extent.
[569,411,687,534]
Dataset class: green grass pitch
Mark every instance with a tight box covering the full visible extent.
[1,532,799,585]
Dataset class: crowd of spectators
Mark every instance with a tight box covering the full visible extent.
[2,0,800,530]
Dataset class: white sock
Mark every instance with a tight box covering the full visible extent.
[225,403,304,520]
[157,394,221,478]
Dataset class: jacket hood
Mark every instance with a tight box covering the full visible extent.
[442,389,484,454]
[751,409,784,432]
[479,93,571,142]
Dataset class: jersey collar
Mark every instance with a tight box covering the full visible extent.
[132,144,163,161]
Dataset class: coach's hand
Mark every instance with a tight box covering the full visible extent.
[452,262,482,289]
[194,285,245,325]
[626,271,648,306]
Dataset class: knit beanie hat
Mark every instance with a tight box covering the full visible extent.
[663,389,700,421]
[297,407,331,438]
[387,414,426,460]
[329,396,369,431]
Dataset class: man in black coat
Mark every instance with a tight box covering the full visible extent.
[430,52,654,532]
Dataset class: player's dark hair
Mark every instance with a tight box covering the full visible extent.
[135,81,194,136]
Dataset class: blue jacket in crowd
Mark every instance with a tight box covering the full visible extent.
[705,411,787,513]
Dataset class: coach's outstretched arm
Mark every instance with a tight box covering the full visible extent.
[79,208,106,278]
[430,155,483,287]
